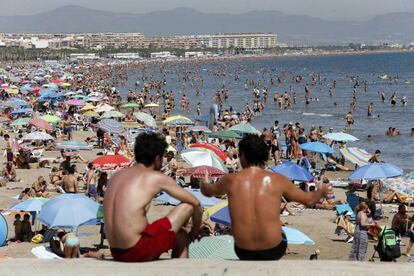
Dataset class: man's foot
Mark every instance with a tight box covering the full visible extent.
[346,237,354,243]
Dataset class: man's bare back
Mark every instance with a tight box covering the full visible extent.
[63,175,78,193]
[104,164,202,250]
[203,166,327,250]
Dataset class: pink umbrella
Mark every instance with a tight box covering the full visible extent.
[65,99,85,106]
[29,118,53,131]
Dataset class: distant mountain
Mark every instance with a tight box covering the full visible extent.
[0,5,413,44]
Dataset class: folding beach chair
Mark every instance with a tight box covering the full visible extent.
[335,204,355,220]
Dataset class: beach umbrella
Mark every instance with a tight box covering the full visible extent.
[228,123,258,134]
[121,103,140,108]
[348,163,403,181]
[100,110,124,119]
[210,206,315,245]
[189,235,238,260]
[186,125,212,133]
[133,112,157,128]
[11,117,30,126]
[189,143,228,161]
[144,103,159,108]
[39,194,101,229]
[383,172,414,198]
[42,83,59,91]
[163,115,194,126]
[97,119,124,134]
[183,165,226,178]
[323,132,359,142]
[62,83,71,89]
[9,198,49,212]
[122,122,143,129]
[80,103,96,112]
[11,108,32,115]
[5,98,28,107]
[181,149,228,173]
[154,189,220,207]
[65,99,85,106]
[92,155,131,171]
[210,130,241,139]
[270,161,314,182]
[56,141,93,151]
[29,118,53,131]
[39,114,61,124]
[6,88,19,95]
[22,131,54,141]
[300,142,333,154]
[95,103,115,113]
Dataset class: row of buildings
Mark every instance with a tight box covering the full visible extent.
[0,32,278,50]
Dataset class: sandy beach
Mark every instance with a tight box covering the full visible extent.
[0,131,412,262]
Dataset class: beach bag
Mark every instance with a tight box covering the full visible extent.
[31,234,43,244]
[379,226,401,261]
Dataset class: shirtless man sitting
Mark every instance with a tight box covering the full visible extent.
[62,165,79,193]
[201,134,328,260]
[104,133,202,262]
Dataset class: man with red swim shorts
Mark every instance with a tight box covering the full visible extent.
[104,133,202,262]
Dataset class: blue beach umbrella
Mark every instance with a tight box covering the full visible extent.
[300,142,333,154]
[10,198,49,212]
[348,162,403,181]
[39,194,101,229]
[210,206,314,245]
[0,214,7,247]
[270,161,314,182]
[323,132,358,142]
[154,189,220,207]
[97,119,124,134]
[11,108,32,115]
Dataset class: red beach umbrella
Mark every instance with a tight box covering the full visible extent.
[29,118,53,131]
[189,143,227,161]
[183,165,226,178]
[92,155,132,171]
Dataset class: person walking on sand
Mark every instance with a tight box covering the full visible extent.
[349,202,376,261]
[104,133,202,262]
[201,134,328,261]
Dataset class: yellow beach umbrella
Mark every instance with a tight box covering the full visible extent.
[204,200,228,216]
[80,103,96,112]
[163,115,193,126]
[62,83,71,88]
[6,88,19,94]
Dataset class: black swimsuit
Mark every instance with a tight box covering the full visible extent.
[234,233,287,261]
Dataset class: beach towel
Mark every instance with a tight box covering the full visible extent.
[31,246,63,259]
[339,147,367,167]
[335,204,355,220]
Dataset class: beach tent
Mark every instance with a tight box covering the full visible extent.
[0,213,8,246]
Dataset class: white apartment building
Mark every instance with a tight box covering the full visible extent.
[198,33,278,49]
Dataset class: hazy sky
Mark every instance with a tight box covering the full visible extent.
[5,0,414,20]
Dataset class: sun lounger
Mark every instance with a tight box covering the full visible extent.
[339,147,368,167]
[31,246,62,259]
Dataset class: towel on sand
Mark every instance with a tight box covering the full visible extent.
[31,246,62,259]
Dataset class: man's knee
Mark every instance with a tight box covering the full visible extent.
[179,203,194,217]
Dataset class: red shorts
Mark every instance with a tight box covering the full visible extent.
[110,217,176,262]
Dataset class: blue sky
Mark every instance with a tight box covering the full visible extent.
[5,0,414,20]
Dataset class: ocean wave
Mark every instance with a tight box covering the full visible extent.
[302,112,333,117]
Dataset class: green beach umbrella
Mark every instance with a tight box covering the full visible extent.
[100,110,124,119]
[121,103,140,108]
[11,117,30,126]
[40,115,61,124]
[210,130,241,139]
[229,123,258,134]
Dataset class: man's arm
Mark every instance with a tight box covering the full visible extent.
[280,175,328,207]
[200,173,227,197]
[160,176,202,236]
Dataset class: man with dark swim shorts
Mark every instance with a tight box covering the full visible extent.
[104,133,202,262]
[201,134,328,261]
